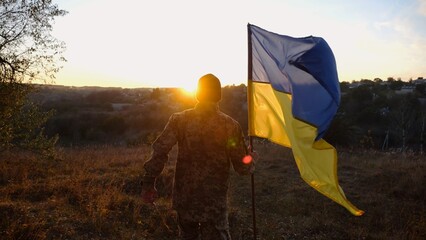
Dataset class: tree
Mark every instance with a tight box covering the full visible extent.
[388,78,404,90]
[415,83,426,96]
[150,88,162,100]
[0,1,66,156]
[324,113,360,147]
[374,78,383,83]
[387,94,421,151]
[339,81,350,92]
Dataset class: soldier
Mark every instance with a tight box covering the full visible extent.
[141,73,254,240]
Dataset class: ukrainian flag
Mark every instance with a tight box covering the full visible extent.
[248,24,364,216]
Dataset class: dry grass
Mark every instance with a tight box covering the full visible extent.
[0,144,425,239]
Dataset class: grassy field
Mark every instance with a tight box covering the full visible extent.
[0,143,425,239]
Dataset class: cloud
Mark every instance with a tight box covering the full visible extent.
[418,0,426,16]
[373,21,392,30]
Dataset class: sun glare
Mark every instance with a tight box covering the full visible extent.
[180,83,197,97]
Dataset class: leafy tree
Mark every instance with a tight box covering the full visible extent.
[374,78,383,83]
[415,83,426,96]
[150,88,162,100]
[388,79,404,90]
[387,94,422,150]
[339,81,350,92]
[0,1,66,156]
[324,113,360,147]
[221,84,248,131]
[101,115,127,136]
[341,85,374,124]
[360,79,374,85]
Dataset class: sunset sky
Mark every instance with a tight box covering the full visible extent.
[51,0,426,89]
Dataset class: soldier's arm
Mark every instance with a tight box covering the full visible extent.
[228,122,251,175]
[142,114,178,186]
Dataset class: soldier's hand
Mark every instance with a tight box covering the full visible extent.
[247,145,258,174]
[141,186,158,204]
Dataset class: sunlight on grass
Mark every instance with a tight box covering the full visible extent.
[0,145,425,239]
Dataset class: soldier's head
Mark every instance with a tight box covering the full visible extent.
[196,73,222,103]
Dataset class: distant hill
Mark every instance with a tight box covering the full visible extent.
[28,80,426,152]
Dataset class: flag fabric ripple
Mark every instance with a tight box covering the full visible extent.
[248,24,364,216]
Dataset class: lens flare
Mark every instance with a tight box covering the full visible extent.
[242,155,253,164]
[226,138,237,148]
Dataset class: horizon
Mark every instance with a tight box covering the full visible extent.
[34,75,425,91]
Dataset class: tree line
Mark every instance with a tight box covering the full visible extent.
[327,78,425,152]
[28,85,248,148]
[27,77,426,154]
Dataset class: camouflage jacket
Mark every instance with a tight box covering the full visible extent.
[143,102,250,221]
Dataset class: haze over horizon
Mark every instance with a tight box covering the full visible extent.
[50,0,426,89]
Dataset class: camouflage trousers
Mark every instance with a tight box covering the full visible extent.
[177,211,231,240]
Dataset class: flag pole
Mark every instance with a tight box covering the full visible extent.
[247,23,257,240]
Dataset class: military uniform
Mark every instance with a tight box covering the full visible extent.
[143,101,250,239]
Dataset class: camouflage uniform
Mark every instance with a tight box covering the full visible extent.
[143,102,250,239]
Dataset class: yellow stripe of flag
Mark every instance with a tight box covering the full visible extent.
[249,81,364,216]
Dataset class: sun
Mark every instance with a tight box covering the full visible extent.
[180,83,197,97]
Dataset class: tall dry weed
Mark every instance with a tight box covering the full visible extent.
[0,145,425,239]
